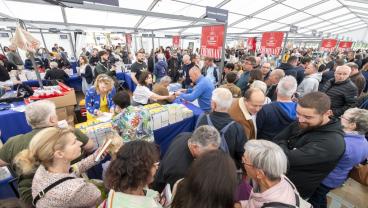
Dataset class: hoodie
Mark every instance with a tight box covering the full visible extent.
[153,60,168,78]
[274,118,345,198]
[240,176,297,208]
[256,101,297,141]
[296,73,322,97]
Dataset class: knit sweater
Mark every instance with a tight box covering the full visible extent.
[32,153,101,208]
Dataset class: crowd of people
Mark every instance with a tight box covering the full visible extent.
[0,41,368,208]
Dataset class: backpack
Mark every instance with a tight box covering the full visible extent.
[195,113,235,153]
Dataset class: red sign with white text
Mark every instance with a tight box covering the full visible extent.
[125,33,132,47]
[200,25,225,59]
[247,37,256,51]
[260,32,284,55]
[320,39,338,52]
[338,41,353,51]
[172,36,180,48]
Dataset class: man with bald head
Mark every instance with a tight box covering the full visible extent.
[228,88,265,139]
[181,54,194,88]
[320,65,358,117]
[176,65,214,112]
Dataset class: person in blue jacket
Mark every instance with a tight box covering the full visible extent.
[176,65,214,112]
[153,53,168,83]
[309,108,368,208]
[85,74,116,120]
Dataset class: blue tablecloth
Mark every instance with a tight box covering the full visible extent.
[0,102,32,143]
[0,100,203,149]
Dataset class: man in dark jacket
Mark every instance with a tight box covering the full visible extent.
[44,61,70,83]
[257,76,297,141]
[347,62,366,96]
[94,50,116,78]
[196,88,246,168]
[167,53,180,82]
[89,49,99,66]
[278,55,298,79]
[274,92,345,200]
[320,65,358,117]
[152,125,221,193]
[181,54,194,88]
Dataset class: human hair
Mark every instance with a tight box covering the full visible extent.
[225,63,235,70]
[159,76,172,84]
[204,57,214,62]
[287,56,298,64]
[277,75,297,98]
[94,74,114,93]
[212,88,233,111]
[188,125,221,149]
[104,140,159,192]
[318,64,326,72]
[244,56,257,68]
[346,62,359,70]
[138,71,151,86]
[344,108,368,134]
[300,56,312,65]
[335,59,345,66]
[270,69,285,81]
[157,53,164,60]
[244,87,264,101]
[112,91,131,109]
[14,127,74,175]
[244,140,288,181]
[79,55,89,65]
[249,69,263,84]
[25,100,56,128]
[98,50,107,59]
[225,71,237,84]
[171,150,237,208]
[298,92,331,114]
[49,61,58,69]
[250,80,267,94]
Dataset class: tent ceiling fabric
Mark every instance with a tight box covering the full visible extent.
[0,0,367,39]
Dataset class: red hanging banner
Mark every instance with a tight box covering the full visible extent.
[200,25,225,59]
[247,37,256,51]
[260,32,284,56]
[338,41,353,51]
[125,33,132,47]
[172,36,180,48]
[320,39,338,52]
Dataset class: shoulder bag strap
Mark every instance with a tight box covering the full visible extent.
[32,177,75,206]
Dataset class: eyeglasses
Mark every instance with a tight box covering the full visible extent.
[242,157,253,167]
[153,162,160,168]
[340,116,350,122]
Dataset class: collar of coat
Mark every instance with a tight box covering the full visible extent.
[238,98,252,120]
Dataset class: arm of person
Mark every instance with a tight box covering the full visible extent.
[84,65,93,82]
[67,181,101,207]
[0,159,8,167]
[150,92,172,101]
[74,129,95,154]
[130,72,139,85]
[44,70,50,80]
[85,89,97,114]
[255,107,267,136]
[235,125,247,168]
[179,86,203,102]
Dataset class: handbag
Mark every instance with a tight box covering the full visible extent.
[349,160,368,186]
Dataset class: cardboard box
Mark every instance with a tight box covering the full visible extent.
[46,90,77,108]
[56,106,75,126]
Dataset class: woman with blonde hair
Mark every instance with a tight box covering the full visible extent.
[85,74,116,120]
[14,127,101,208]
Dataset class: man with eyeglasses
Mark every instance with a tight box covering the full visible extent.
[274,92,345,200]
[260,62,271,81]
[236,56,257,94]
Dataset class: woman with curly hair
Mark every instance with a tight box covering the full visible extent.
[102,140,162,208]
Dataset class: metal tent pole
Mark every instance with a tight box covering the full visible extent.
[68,32,77,59]
[280,32,289,60]
[39,29,47,49]
[220,22,227,78]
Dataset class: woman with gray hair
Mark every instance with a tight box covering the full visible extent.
[309,108,368,207]
[236,140,309,208]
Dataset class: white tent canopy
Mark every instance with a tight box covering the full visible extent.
[0,0,367,41]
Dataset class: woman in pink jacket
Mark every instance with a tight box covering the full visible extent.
[235,140,311,208]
